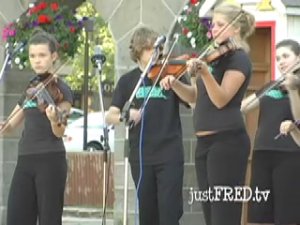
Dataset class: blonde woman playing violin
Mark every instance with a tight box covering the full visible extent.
[0,30,72,225]
[160,3,255,225]
[242,39,300,225]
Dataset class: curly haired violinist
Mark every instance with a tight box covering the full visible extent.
[105,26,190,225]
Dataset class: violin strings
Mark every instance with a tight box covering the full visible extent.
[140,35,180,114]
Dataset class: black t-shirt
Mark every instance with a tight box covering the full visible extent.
[254,82,300,151]
[111,67,188,164]
[194,49,252,132]
[17,76,73,155]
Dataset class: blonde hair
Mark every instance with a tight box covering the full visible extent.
[129,27,159,62]
[214,3,255,52]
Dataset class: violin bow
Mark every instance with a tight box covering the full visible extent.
[0,59,70,133]
[136,9,246,118]
[243,59,300,113]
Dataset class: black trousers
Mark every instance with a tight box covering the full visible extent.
[195,129,250,225]
[130,162,183,225]
[7,152,67,225]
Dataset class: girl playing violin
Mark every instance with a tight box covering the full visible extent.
[105,26,189,225]
[0,30,73,225]
[160,3,255,225]
[242,39,300,225]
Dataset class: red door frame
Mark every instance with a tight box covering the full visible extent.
[255,21,276,80]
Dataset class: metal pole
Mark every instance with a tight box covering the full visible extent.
[82,18,94,150]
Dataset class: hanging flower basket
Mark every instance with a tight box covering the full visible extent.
[1,1,84,70]
[177,0,212,52]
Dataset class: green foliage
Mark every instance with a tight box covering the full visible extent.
[64,1,115,92]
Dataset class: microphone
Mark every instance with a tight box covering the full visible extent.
[153,35,166,48]
[91,45,106,71]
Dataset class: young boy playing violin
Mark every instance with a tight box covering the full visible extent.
[242,39,300,225]
[0,30,72,225]
[105,26,189,225]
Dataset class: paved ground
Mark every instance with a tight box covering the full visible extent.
[62,207,113,225]
[62,217,113,225]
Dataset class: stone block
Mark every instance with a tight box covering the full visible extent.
[142,1,175,33]
[183,163,197,187]
[181,114,195,138]
[180,211,206,225]
[93,0,122,23]
[114,163,135,188]
[183,139,192,163]
[109,0,140,41]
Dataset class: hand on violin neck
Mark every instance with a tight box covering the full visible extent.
[187,58,209,78]
[160,75,176,90]
[279,120,297,136]
[129,108,141,126]
[283,73,300,90]
[45,105,59,123]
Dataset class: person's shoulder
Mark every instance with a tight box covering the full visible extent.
[231,49,250,60]
[228,49,252,66]
[118,67,140,82]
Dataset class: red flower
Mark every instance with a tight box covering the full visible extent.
[37,2,47,10]
[182,27,189,35]
[38,15,52,24]
[191,52,199,58]
[70,26,76,33]
[190,0,199,5]
[51,3,59,11]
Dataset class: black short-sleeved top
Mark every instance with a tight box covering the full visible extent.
[253,82,300,151]
[17,75,73,155]
[111,67,189,165]
[194,49,252,132]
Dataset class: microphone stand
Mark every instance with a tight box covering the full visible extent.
[119,47,160,225]
[92,60,110,225]
[1,42,27,81]
[0,53,10,81]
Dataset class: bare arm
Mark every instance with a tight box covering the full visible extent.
[287,90,300,119]
[241,93,259,114]
[105,106,141,126]
[105,106,122,126]
[202,69,246,109]
[290,128,300,147]
[188,59,246,109]
[45,101,72,138]
[0,105,24,137]
[160,75,197,104]
[284,73,300,119]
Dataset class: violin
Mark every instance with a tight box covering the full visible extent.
[26,73,68,126]
[148,38,240,81]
